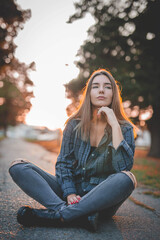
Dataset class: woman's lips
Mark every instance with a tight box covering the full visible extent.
[97,96,105,100]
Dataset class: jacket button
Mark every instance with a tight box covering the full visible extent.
[91,153,94,157]
[83,168,85,170]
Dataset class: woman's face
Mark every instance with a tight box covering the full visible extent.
[90,74,113,108]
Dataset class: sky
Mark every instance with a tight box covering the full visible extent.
[15,0,95,130]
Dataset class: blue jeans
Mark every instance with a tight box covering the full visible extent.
[9,161,135,221]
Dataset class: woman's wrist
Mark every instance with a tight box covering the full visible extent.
[111,122,124,149]
[110,119,119,129]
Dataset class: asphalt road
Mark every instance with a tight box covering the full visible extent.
[0,138,160,240]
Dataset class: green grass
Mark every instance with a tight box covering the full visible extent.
[132,157,160,191]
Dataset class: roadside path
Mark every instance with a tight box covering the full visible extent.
[0,138,160,240]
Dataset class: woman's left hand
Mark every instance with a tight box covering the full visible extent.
[97,106,118,127]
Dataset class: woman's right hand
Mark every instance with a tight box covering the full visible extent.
[67,194,81,205]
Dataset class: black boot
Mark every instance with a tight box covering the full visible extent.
[17,206,62,227]
[17,206,99,232]
[73,212,99,232]
[87,212,99,232]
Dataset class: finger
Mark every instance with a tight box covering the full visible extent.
[72,196,78,203]
[68,197,76,204]
[71,198,75,203]
[74,197,80,203]
[69,197,75,204]
[97,106,105,114]
[97,109,105,116]
[71,196,80,204]
[76,195,81,200]
[97,109,102,115]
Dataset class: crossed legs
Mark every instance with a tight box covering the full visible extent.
[9,159,136,222]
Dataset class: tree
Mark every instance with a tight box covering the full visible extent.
[0,0,34,134]
[0,58,35,134]
[65,0,160,158]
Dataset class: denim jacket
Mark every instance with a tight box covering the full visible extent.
[56,119,135,198]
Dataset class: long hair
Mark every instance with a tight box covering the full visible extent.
[66,69,137,141]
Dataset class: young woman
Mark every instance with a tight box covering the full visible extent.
[9,69,137,232]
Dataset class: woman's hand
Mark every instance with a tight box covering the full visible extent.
[97,106,124,149]
[97,106,118,127]
[67,194,81,205]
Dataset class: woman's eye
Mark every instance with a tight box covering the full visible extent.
[92,85,112,89]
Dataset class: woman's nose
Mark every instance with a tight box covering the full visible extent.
[99,86,104,93]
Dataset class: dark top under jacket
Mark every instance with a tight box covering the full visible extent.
[56,119,135,198]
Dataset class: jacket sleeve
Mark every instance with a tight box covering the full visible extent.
[108,124,135,171]
[56,120,77,198]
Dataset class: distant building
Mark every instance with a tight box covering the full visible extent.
[6,124,62,141]
[135,129,151,148]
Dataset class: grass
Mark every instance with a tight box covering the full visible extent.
[132,157,160,191]
[132,148,160,193]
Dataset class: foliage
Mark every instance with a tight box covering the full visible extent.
[0,0,34,132]
[66,0,160,157]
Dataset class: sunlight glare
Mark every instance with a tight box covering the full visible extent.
[15,0,95,130]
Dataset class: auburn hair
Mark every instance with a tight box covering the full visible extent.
[66,69,137,140]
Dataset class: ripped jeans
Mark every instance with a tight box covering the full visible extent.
[9,161,135,221]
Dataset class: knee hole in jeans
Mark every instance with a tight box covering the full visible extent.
[9,159,29,169]
[121,170,137,188]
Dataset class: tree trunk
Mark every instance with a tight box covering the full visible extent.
[147,104,160,158]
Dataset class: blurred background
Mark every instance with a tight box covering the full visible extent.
[0,0,160,162]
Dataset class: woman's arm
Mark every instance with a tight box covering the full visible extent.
[108,126,135,171]
[111,122,124,149]
[98,107,135,171]
[98,106,124,149]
